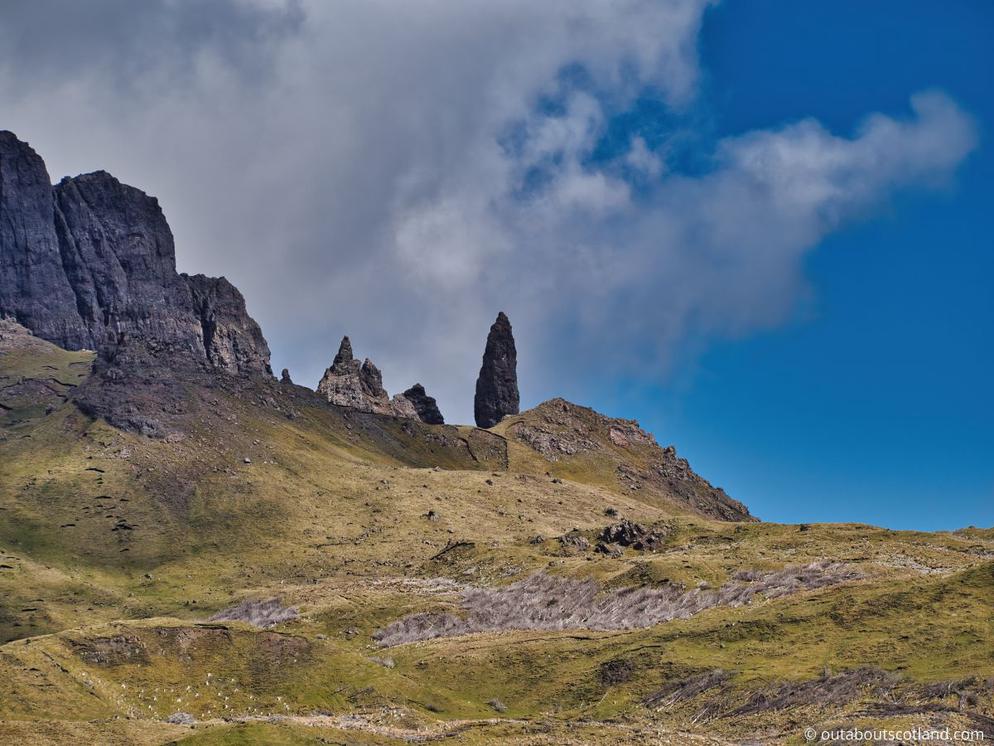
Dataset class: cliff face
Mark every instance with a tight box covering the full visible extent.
[0,132,86,348]
[185,273,271,375]
[0,131,271,376]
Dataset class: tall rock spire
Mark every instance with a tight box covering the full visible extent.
[332,336,354,370]
[474,311,519,428]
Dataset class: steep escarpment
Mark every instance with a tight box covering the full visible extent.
[0,131,270,376]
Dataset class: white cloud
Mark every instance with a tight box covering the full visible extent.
[0,1,976,423]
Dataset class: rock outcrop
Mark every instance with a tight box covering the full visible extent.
[508,398,755,522]
[318,336,380,411]
[317,336,443,423]
[402,384,444,425]
[0,131,271,376]
[474,311,519,428]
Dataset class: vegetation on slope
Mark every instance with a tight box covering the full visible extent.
[1,326,992,745]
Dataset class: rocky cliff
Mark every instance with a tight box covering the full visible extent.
[0,131,271,376]
[474,311,519,428]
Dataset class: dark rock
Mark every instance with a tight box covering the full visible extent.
[333,336,354,369]
[184,274,271,375]
[402,383,444,425]
[0,131,271,376]
[0,132,88,349]
[474,311,519,428]
[359,358,387,399]
[558,529,589,553]
[599,658,635,685]
[594,541,624,557]
[599,520,668,551]
[280,368,292,384]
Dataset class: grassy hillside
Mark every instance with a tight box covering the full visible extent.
[1,325,992,744]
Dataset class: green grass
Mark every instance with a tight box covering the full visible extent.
[2,333,993,744]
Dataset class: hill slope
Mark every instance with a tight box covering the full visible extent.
[2,321,993,745]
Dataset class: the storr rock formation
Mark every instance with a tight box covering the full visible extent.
[318,336,443,423]
[0,131,270,375]
[474,311,519,428]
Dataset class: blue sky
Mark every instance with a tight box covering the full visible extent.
[1,1,989,530]
[601,1,994,529]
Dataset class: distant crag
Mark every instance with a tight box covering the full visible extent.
[402,383,444,425]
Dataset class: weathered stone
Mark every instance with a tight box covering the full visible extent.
[0,131,271,376]
[0,132,88,349]
[184,274,271,375]
[359,358,387,399]
[317,336,439,423]
[280,368,293,384]
[402,383,444,425]
[474,311,519,428]
[318,336,375,411]
[599,520,669,551]
[389,392,420,420]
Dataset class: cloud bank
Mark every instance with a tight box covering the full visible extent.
[0,0,977,422]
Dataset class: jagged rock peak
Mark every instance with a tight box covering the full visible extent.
[332,336,354,370]
[184,274,271,376]
[474,311,519,428]
[403,383,445,425]
[0,130,271,376]
[317,336,436,424]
